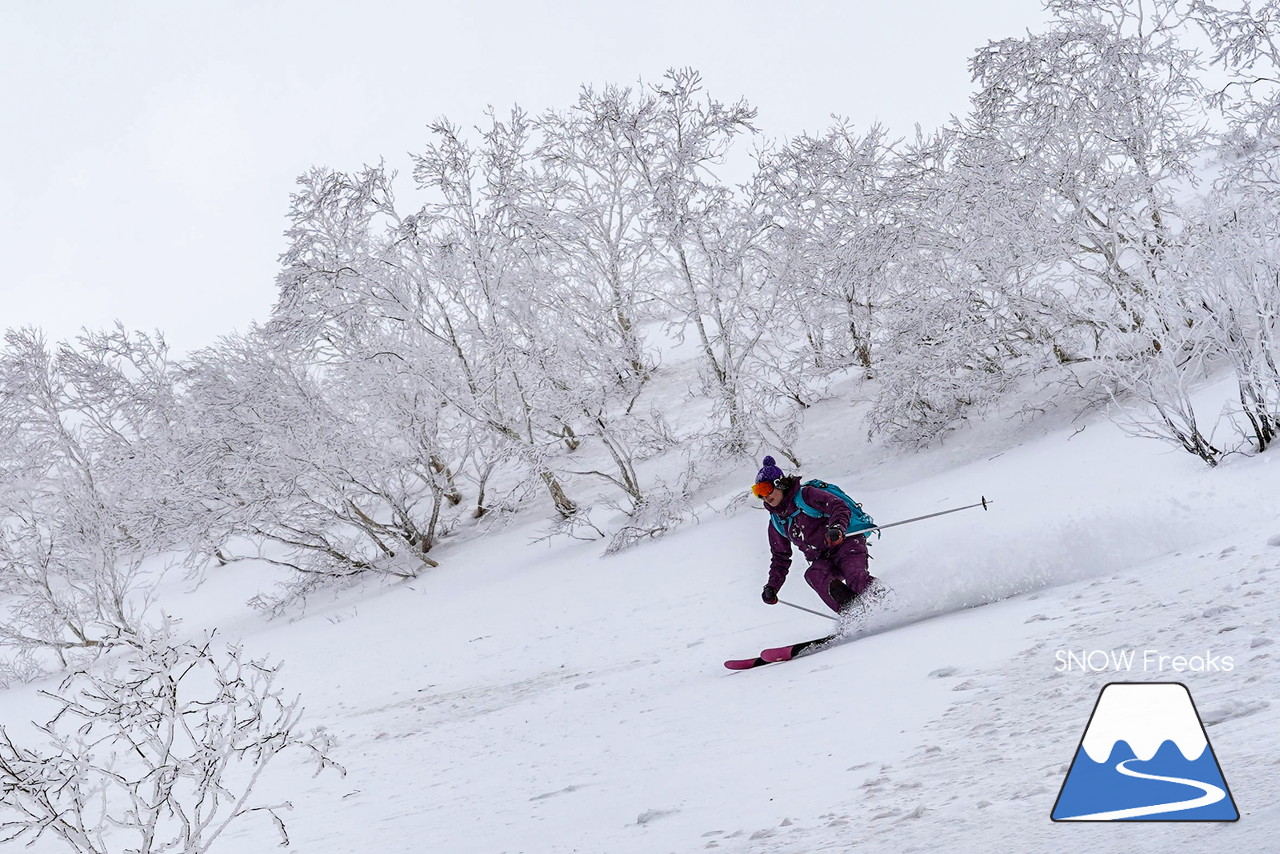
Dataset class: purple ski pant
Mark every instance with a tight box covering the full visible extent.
[804,536,873,612]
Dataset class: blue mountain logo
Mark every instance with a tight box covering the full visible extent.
[1052,682,1238,822]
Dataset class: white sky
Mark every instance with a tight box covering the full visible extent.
[2,1,1048,355]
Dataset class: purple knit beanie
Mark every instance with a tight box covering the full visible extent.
[755,455,784,484]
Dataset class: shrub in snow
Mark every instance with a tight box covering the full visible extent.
[0,636,341,853]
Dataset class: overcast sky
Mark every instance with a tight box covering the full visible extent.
[2,1,1048,355]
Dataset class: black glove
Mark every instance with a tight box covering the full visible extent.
[824,526,845,547]
[761,585,778,605]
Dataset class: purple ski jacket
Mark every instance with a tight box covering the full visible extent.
[765,483,854,591]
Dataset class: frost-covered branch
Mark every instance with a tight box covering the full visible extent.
[0,636,342,853]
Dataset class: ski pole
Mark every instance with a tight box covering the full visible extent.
[778,598,836,621]
[856,496,991,537]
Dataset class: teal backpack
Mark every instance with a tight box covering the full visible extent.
[771,479,877,540]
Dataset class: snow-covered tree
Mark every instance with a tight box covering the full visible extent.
[761,122,906,377]
[1183,190,1280,453]
[1094,273,1227,465]
[409,114,586,519]
[1196,0,1280,187]
[0,328,179,675]
[412,110,713,534]
[1091,186,1280,464]
[966,0,1208,349]
[597,69,786,455]
[536,84,664,395]
[270,164,477,521]
[179,329,452,609]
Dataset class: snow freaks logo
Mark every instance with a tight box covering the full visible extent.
[1051,683,1239,822]
[1053,648,1234,673]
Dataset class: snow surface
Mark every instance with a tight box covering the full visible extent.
[4,372,1280,853]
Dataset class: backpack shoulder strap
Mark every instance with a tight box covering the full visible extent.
[796,479,876,535]
[792,481,825,518]
[770,508,802,539]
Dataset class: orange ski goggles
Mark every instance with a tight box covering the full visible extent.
[752,481,776,498]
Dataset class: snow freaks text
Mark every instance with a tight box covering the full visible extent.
[1054,649,1236,673]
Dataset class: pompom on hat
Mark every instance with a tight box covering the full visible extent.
[755,455,784,484]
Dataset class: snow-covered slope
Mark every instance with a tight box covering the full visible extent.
[4,378,1279,853]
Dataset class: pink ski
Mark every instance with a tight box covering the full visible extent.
[761,636,833,662]
[725,635,835,670]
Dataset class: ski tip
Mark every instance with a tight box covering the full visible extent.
[760,646,795,663]
[724,658,763,670]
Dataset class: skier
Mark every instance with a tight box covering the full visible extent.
[752,456,879,615]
